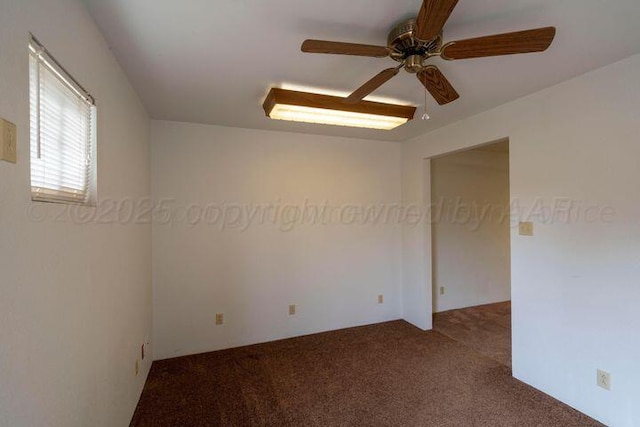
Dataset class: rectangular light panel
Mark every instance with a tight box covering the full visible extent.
[263,88,415,131]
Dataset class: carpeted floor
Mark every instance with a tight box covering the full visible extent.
[131,320,602,426]
[433,301,512,367]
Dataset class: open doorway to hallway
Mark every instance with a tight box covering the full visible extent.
[430,139,512,367]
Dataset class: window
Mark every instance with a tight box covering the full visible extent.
[29,35,96,205]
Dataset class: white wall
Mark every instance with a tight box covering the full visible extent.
[402,54,640,427]
[151,121,402,360]
[431,145,511,313]
[0,1,151,426]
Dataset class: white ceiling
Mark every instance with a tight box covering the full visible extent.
[82,0,640,142]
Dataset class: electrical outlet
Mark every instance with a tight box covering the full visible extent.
[378,295,384,304]
[0,118,17,163]
[215,313,224,325]
[519,221,534,236]
[440,287,445,296]
[597,369,611,391]
[289,305,296,315]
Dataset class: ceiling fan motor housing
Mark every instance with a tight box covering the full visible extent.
[388,18,442,73]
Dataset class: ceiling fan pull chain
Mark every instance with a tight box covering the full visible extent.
[422,87,430,121]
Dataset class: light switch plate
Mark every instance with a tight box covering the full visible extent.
[0,118,17,163]
[597,369,611,391]
[519,221,534,236]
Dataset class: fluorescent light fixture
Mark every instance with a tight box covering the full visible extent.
[263,88,416,131]
[269,104,409,130]
[279,83,408,105]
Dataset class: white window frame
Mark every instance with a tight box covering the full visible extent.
[29,35,97,206]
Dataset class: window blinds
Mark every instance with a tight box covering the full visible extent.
[29,37,96,205]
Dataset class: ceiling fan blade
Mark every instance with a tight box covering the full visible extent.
[301,40,390,57]
[417,65,460,105]
[415,0,460,42]
[345,67,401,104]
[441,27,556,60]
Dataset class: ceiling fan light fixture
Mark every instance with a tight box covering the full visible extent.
[263,88,415,131]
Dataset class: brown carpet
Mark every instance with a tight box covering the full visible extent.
[433,301,512,367]
[131,321,601,427]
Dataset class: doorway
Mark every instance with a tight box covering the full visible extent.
[430,139,512,366]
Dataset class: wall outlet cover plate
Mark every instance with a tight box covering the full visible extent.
[215,313,224,325]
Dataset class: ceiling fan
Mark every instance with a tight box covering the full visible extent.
[301,0,556,106]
